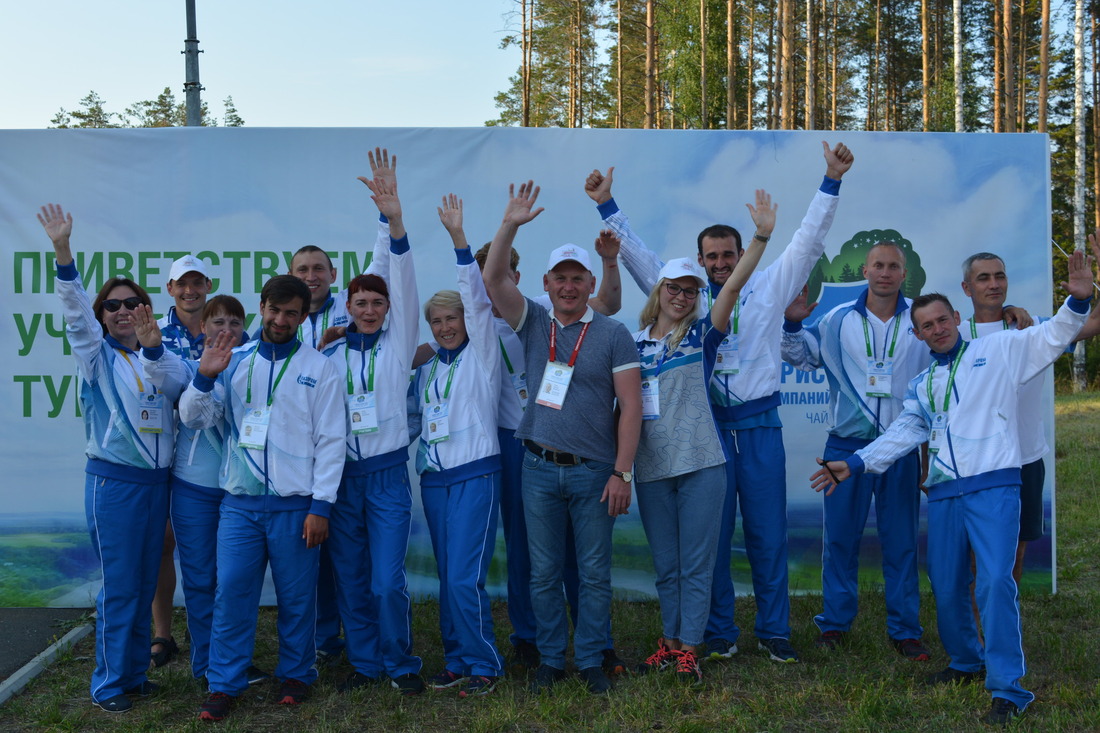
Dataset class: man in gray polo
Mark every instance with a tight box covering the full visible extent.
[483,181,641,695]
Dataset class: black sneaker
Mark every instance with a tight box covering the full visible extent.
[429,669,468,690]
[816,630,844,650]
[339,671,381,692]
[277,678,309,705]
[891,637,931,661]
[93,694,132,713]
[123,680,159,697]
[705,638,738,661]
[391,673,427,696]
[459,675,499,697]
[601,648,627,676]
[981,697,1021,727]
[246,664,272,686]
[529,664,567,694]
[314,648,342,670]
[198,691,234,721]
[673,648,703,685]
[510,639,541,671]
[635,639,676,675]
[579,665,613,694]
[925,666,983,686]
[758,637,799,663]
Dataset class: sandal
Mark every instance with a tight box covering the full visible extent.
[150,636,179,668]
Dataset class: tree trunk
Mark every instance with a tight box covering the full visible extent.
[1073,0,1087,391]
[728,0,736,129]
[922,0,931,130]
[805,0,816,129]
[1002,0,1016,132]
[1038,0,1049,131]
[617,0,623,128]
[954,0,963,130]
[701,0,708,129]
[782,0,796,128]
[748,0,756,126]
[831,0,838,129]
[522,0,531,127]
[645,0,655,129]
[994,0,1002,132]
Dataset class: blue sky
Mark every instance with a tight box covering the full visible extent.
[1,0,520,129]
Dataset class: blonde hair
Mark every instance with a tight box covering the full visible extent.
[423,290,464,322]
[638,278,699,350]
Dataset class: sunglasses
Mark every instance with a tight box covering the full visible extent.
[664,282,701,300]
[102,296,143,312]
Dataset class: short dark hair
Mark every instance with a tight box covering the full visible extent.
[474,242,520,272]
[696,224,743,258]
[92,278,152,336]
[260,275,311,312]
[910,292,955,328]
[867,240,907,266]
[291,245,334,269]
[961,252,1005,281]
[202,294,245,322]
[347,273,389,301]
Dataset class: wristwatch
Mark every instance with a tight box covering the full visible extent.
[613,470,633,484]
[753,233,770,243]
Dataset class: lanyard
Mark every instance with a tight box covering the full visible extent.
[423,354,459,404]
[499,336,517,375]
[731,300,740,335]
[345,342,377,394]
[299,305,330,347]
[245,343,298,406]
[927,341,967,414]
[549,321,591,366]
[968,317,1008,339]
[116,350,148,393]
[862,315,902,359]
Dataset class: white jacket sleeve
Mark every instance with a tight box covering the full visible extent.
[140,346,196,401]
[854,380,930,474]
[308,356,347,505]
[755,187,838,311]
[364,216,392,280]
[386,236,420,371]
[781,322,823,371]
[1001,297,1088,386]
[457,249,502,380]
[597,201,664,294]
[54,270,105,381]
[179,373,227,430]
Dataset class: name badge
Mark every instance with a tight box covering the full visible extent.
[239,407,271,450]
[426,402,450,444]
[865,358,894,398]
[511,372,529,410]
[641,377,660,420]
[348,393,379,435]
[715,335,740,374]
[136,393,166,434]
[536,362,574,410]
[928,413,948,453]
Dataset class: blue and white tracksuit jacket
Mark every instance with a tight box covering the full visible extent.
[782,288,929,639]
[597,176,841,642]
[158,306,204,360]
[56,263,173,704]
[413,247,504,677]
[846,295,1090,710]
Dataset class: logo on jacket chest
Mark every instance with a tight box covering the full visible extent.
[297,375,317,388]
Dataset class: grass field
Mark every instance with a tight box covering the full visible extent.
[2,394,1098,731]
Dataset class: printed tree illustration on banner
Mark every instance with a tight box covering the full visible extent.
[806,229,927,308]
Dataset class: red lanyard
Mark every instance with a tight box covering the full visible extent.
[549,321,591,367]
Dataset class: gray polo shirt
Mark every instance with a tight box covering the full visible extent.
[514,297,640,465]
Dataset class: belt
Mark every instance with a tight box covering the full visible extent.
[523,440,583,466]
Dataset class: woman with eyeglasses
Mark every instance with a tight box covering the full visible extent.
[38,203,174,714]
[630,191,774,684]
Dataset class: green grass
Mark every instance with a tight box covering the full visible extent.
[3,394,1100,731]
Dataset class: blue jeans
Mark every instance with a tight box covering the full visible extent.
[636,464,726,646]
[521,451,614,671]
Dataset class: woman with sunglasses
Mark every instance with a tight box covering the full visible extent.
[630,191,774,683]
[38,204,174,713]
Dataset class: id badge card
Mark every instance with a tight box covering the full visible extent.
[511,372,530,410]
[136,393,166,434]
[536,362,574,410]
[239,407,271,450]
[641,377,660,420]
[865,358,894,398]
[348,392,379,435]
[426,402,450,444]
[928,413,948,453]
[715,335,741,374]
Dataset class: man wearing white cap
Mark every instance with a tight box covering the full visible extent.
[160,254,212,360]
[483,182,641,695]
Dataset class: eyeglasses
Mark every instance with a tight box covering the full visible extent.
[664,282,701,300]
[102,297,143,312]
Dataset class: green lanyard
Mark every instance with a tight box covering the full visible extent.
[498,337,516,375]
[968,317,1008,339]
[245,343,298,406]
[423,354,459,404]
[298,305,330,347]
[345,342,377,394]
[862,315,902,359]
[731,300,740,335]
[926,341,967,414]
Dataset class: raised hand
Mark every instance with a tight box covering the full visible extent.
[822,141,855,180]
[37,203,73,244]
[502,181,545,228]
[197,329,236,379]
[132,304,163,349]
[584,167,614,204]
[1062,246,1097,301]
[594,229,621,260]
[437,193,464,236]
[746,189,777,239]
[317,325,347,351]
[365,147,397,191]
[810,458,851,496]
[785,284,818,324]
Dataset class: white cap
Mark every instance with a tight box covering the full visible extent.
[657,257,707,289]
[546,244,592,273]
[168,254,210,282]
